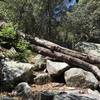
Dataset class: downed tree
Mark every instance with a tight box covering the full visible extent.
[16,32,100,80]
[18,32,100,64]
[30,44,100,81]
[33,37,100,64]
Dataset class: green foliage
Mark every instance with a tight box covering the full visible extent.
[0,23,17,48]
[0,22,32,61]
[0,0,60,40]
[16,39,33,62]
[0,23,16,38]
[17,49,32,62]
[16,39,28,51]
[59,0,100,48]
[0,0,100,50]
[0,0,45,35]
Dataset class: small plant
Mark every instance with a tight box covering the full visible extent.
[0,23,16,38]
[0,23,17,48]
[17,50,33,62]
[16,39,29,52]
[0,22,33,62]
[16,39,33,62]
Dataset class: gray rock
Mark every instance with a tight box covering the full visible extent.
[14,83,100,100]
[33,91,99,100]
[34,54,46,70]
[0,96,14,100]
[47,60,69,76]
[3,47,18,59]
[0,58,4,81]
[15,82,33,100]
[84,89,100,100]
[75,42,100,57]
[34,72,51,85]
[33,92,54,100]
[64,68,98,88]
[65,89,100,100]
[54,92,95,100]
[1,60,35,81]
[0,57,46,91]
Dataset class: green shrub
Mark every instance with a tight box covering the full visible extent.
[0,22,33,61]
[0,23,16,38]
[17,49,32,62]
[16,39,29,51]
[0,23,17,48]
[16,39,32,62]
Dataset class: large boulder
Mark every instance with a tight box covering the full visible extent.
[46,60,70,76]
[15,82,33,100]
[0,60,37,91]
[33,90,100,100]
[75,42,100,57]
[64,68,98,88]
[54,92,96,100]
[1,60,35,81]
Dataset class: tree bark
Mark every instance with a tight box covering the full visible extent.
[34,37,100,64]
[30,44,100,81]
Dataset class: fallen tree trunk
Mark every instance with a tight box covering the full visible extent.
[30,44,100,81]
[19,32,100,64]
[33,37,100,64]
[16,33,100,80]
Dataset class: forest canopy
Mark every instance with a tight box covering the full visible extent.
[0,0,100,48]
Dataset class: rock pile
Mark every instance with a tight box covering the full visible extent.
[0,42,100,100]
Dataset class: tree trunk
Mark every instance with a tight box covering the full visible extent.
[34,37,100,64]
[30,44,100,81]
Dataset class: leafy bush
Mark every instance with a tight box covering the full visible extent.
[16,39,28,51]
[16,39,32,62]
[0,23,16,38]
[0,23,17,48]
[17,50,32,62]
[0,22,32,61]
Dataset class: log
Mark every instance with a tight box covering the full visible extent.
[30,44,100,81]
[22,34,100,64]
[34,37,100,64]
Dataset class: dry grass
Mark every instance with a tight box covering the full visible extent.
[31,82,76,92]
